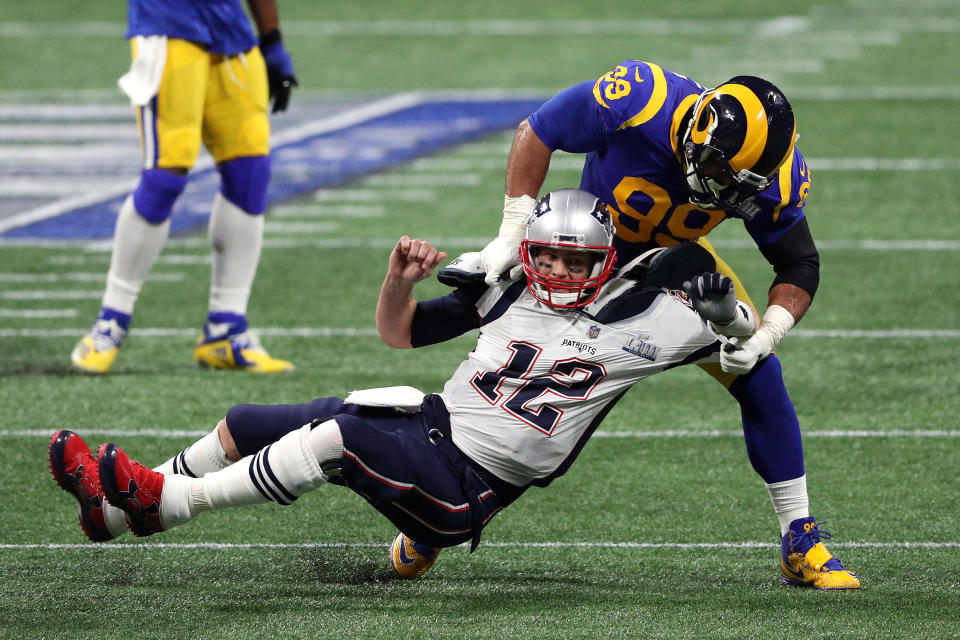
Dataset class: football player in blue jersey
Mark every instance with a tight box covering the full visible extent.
[71,0,298,374]
[50,189,859,589]
[479,61,860,589]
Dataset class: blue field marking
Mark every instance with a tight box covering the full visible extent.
[1,97,543,240]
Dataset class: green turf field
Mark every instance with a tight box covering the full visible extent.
[1,1,959,639]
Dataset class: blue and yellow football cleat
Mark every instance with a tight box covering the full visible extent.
[389,532,441,579]
[193,330,294,374]
[780,517,861,590]
[70,317,128,374]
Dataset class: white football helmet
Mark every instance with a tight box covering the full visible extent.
[520,189,617,309]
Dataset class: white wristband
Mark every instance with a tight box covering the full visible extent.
[757,304,796,348]
[710,302,758,337]
[499,194,537,240]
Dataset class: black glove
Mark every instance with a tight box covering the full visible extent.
[682,272,736,324]
[259,29,298,113]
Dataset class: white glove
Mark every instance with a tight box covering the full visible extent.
[480,194,537,285]
[720,305,795,375]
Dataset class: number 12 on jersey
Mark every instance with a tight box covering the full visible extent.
[470,341,606,435]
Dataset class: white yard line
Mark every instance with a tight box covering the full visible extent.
[0,308,77,318]
[592,429,960,438]
[4,86,960,104]
[0,272,182,282]
[709,239,960,250]
[4,236,959,251]
[796,86,960,100]
[0,540,957,550]
[264,221,340,233]
[312,188,437,202]
[0,327,380,338]
[0,177,130,196]
[361,173,483,187]
[4,428,959,439]
[0,290,102,300]
[0,123,134,140]
[1,327,958,339]
[793,329,960,338]
[809,158,960,170]
[409,156,960,172]
[0,144,137,162]
[0,103,132,120]
[42,254,210,265]
[271,205,385,218]
[1,17,956,38]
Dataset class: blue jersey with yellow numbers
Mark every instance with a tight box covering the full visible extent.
[528,60,812,265]
[126,0,257,55]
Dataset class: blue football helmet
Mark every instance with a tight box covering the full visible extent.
[680,76,797,219]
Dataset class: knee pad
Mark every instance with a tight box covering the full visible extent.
[218,156,271,214]
[132,169,188,224]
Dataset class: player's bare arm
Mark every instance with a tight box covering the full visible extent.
[768,283,812,322]
[376,236,447,349]
[246,0,279,34]
[505,119,553,199]
[481,120,554,283]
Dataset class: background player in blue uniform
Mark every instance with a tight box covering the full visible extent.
[71,0,298,374]
[479,61,853,582]
[50,189,859,590]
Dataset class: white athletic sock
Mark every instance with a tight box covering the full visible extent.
[190,422,328,517]
[157,474,196,530]
[766,475,809,536]
[102,501,129,538]
[208,193,263,315]
[102,194,171,314]
[153,425,231,477]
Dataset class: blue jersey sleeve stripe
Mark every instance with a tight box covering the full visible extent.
[615,62,669,131]
[773,149,797,222]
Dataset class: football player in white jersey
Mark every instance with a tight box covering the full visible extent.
[48,189,858,589]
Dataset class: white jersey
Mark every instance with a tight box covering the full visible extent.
[439,277,722,487]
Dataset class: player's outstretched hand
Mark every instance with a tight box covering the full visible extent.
[390,236,448,285]
[682,272,736,324]
[480,236,521,285]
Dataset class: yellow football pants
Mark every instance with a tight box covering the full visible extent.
[132,38,270,170]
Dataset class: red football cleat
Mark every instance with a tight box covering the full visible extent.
[97,443,166,537]
[48,430,117,542]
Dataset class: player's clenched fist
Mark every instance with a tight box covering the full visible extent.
[389,236,448,284]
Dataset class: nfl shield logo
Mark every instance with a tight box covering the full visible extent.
[588,325,601,339]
